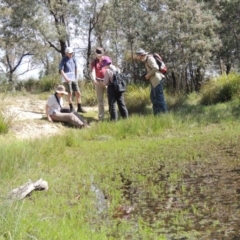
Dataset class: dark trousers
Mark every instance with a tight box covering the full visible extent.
[150,80,167,115]
[107,85,128,121]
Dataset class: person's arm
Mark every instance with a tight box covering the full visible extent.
[59,58,70,82]
[45,104,53,122]
[91,68,98,85]
[75,67,77,80]
[61,69,73,82]
[91,60,98,85]
[102,69,111,86]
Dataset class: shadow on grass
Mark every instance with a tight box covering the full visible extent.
[170,99,240,124]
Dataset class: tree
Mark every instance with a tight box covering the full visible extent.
[134,0,221,92]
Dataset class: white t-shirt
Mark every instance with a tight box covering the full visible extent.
[47,94,63,115]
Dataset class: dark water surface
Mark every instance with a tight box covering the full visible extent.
[115,145,240,239]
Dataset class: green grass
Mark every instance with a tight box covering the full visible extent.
[1,74,240,239]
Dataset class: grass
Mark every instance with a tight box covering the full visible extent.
[1,74,240,239]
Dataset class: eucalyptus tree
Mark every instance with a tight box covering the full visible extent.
[0,0,40,81]
[0,0,85,80]
[200,0,240,74]
[82,0,149,82]
[131,0,221,92]
[80,0,108,79]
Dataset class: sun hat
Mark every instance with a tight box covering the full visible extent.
[101,56,112,67]
[65,47,74,54]
[55,85,68,95]
[136,48,148,56]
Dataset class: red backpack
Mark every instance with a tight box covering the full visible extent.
[147,53,167,74]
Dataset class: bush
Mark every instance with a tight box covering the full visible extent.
[15,78,40,92]
[125,84,150,113]
[200,73,240,105]
[39,74,61,92]
[80,81,98,106]
[0,112,11,134]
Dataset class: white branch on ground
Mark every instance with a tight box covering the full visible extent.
[8,178,48,200]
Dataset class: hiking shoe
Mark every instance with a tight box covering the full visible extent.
[77,107,86,113]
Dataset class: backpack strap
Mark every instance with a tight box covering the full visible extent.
[146,55,154,69]
[109,66,118,84]
[54,93,62,109]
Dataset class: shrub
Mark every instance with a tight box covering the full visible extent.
[200,73,240,105]
[80,81,98,106]
[0,112,11,134]
[39,74,61,92]
[15,78,40,92]
[125,84,150,113]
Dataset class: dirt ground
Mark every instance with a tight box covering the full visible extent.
[4,96,97,140]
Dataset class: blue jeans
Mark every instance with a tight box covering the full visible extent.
[150,80,167,115]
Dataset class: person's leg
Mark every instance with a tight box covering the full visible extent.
[71,81,86,113]
[95,83,105,120]
[116,93,128,119]
[64,82,74,111]
[152,81,167,115]
[150,85,157,114]
[50,112,84,128]
[107,86,118,121]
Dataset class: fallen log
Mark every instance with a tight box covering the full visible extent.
[8,179,48,200]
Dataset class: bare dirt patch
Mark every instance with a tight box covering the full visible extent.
[4,96,97,140]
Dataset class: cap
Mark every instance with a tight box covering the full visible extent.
[65,47,74,54]
[55,85,68,95]
[136,48,148,56]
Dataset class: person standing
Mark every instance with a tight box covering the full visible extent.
[46,85,86,128]
[59,47,86,113]
[136,49,167,115]
[101,57,128,121]
[90,47,111,121]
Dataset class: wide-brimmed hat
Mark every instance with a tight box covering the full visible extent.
[101,56,112,67]
[55,85,68,95]
[136,48,148,56]
[65,47,74,53]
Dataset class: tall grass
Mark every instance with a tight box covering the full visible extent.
[1,73,240,239]
[1,110,240,239]
[0,112,13,134]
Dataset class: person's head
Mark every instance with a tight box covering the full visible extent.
[55,85,68,97]
[101,57,112,68]
[95,47,104,60]
[136,48,148,62]
[65,47,74,58]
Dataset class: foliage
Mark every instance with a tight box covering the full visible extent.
[0,112,11,134]
[2,94,240,238]
[38,74,61,92]
[125,84,151,114]
[80,81,99,106]
[199,73,240,105]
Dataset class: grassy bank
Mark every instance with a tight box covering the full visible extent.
[1,73,240,239]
